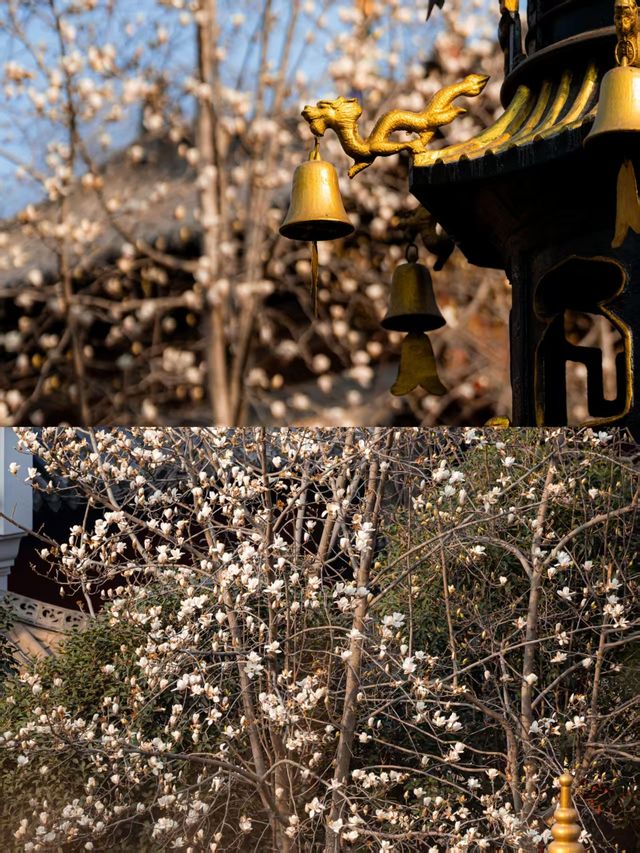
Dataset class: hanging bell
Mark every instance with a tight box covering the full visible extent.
[280,144,354,241]
[585,61,640,246]
[585,64,640,150]
[381,244,445,333]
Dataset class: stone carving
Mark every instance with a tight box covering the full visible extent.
[0,591,87,632]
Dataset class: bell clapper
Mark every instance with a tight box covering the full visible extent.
[308,140,319,317]
[391,331,447,397]
[614,157,640,247]
[311,239,319,317]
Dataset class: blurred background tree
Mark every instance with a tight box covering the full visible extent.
[0,0,513,427]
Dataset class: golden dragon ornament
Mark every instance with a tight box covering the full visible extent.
[302,73,489,177]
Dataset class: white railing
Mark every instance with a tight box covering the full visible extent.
[1,591,88,633]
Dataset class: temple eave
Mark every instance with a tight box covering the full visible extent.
[412,62,599,174]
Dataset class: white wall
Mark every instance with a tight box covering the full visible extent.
[0,428,33,591]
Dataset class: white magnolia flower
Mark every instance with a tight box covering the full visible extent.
[152,818,177,837]
[565,715,586,732]
[245,652,264,679]
[446,712,462,732]
[264,579,285,596]
[402,657,417,675]
[305,797,325,818]
[354,522,374,552]
[557,586,575,602]
[382,612,405,629]
[432,466,450,483]
[446,741,466,762]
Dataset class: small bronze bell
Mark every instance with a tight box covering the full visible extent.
[383,244,447,397]
[280,144,354,241]
[382,244,445,332]
[585,64,640,149]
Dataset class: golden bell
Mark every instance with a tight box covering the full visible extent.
[585,64,640,149]
[382,247,445,333]
[280,145,354,241]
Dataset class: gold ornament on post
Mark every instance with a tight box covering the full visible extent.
[280,140,354,313]
[382,244,447,397]
[546,773,585,853]
[585,0,640,247]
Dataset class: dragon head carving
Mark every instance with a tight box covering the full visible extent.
[302,96,363,136]
[616,0,639,38]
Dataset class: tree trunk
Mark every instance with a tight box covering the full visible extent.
[196,0,232,425]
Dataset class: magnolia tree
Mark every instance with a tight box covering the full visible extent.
[0,427,638,851]
[0,0,513,427]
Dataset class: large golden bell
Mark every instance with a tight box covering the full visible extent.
[280,146,354,241]
[382,250,445,333]
[585,64,640,148]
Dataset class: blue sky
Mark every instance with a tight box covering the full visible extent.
[0,0,498,219]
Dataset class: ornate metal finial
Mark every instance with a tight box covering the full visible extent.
[498,0,525,75]
[546,773,585,853]
[615,0,640,66]
[301,75,489,178]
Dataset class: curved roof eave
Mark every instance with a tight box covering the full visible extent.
[413,60,599,176]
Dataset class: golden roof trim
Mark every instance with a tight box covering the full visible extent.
[413,62,599,168]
